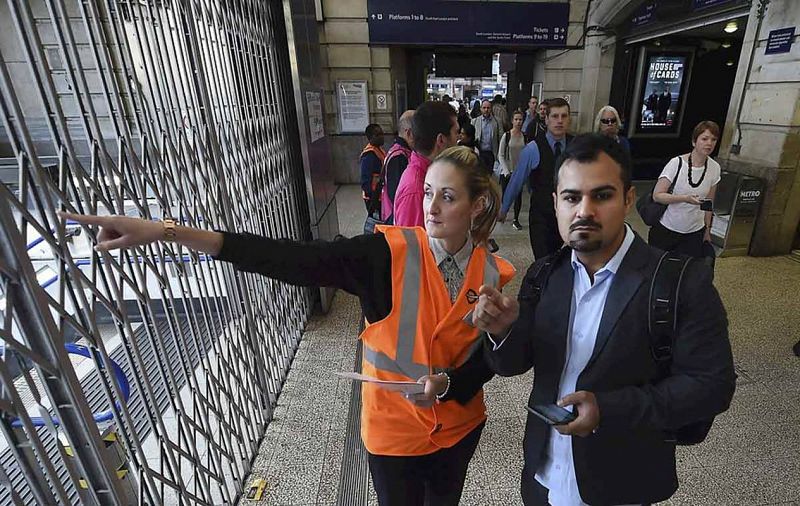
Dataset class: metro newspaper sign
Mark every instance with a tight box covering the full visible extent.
[367,0,570,47]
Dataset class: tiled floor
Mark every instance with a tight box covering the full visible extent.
[246,184,800,505]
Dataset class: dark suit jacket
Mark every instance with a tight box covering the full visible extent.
[484,235,736,505]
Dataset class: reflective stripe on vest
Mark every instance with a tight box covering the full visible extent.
[358,226,515,456]
[364,230,506,377]
[363,228,429,380]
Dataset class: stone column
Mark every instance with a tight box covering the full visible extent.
[577,29,604,132]
[577,0,635,132]
[719,0,800,255]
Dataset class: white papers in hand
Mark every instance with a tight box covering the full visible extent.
[335,372,425,395]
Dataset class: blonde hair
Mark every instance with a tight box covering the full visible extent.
[431,146,501,246]
[594,105,622,132]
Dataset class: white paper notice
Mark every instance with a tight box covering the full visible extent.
[336,80,369,133]
[305,91,325,143]
[335,372,425,394]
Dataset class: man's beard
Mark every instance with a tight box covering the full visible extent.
[569,232,603,252]
[568,219,603,252]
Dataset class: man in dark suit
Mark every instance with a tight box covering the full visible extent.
[473,134,736,505]
[499,97,573,260]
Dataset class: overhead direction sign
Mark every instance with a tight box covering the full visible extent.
[367,0,570,47]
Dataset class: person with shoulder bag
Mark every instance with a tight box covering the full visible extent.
[646,121,722,258]
[498,110,526,230]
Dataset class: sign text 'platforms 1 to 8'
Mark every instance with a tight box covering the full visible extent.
[367,0,570,47]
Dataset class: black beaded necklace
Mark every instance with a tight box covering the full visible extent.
[687,152,708,188]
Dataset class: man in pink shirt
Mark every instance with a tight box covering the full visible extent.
[393,101,460,227]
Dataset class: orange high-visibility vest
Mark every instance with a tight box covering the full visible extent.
[361,144,387,195]
[360,225,515,456]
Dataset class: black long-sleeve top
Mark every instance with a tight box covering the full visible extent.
[215,231,494,404]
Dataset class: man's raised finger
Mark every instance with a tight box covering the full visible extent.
[478,284,502,300]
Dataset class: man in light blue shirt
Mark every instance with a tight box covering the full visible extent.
[529,225,634,506]
[473,134,735,505]
[522,96,538,132]
[471,100,501,173]
[499,131,565,215]
[499,98,572,259]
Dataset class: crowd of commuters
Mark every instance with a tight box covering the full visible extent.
[361,94,725,267]
[64,92,738,505]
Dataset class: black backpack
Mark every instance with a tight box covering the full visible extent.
[525,248,715,445]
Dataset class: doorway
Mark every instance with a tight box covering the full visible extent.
[610,16,748,178]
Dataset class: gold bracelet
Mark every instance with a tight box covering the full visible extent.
[162,218,177,242]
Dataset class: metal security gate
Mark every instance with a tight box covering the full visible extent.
[0,0,312,504]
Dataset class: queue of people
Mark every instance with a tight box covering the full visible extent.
[63,95,737,506]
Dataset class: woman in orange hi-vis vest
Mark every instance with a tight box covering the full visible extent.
[61,146,516,505]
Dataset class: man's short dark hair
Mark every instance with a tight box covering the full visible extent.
[412,101,456,154]
[365,123,382,139]
[556,134,632,192]
[492,94,503,104]
[545,97,570,115]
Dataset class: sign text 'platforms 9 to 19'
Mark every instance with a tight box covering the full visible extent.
[367,0,570,47]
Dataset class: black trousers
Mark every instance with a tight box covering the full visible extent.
[367,422,484,506]
[479,150,495,175]
[499,174,522,221]
[529,202,563,260]
[648,222,705,258]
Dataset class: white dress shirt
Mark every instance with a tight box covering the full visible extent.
[534,225,635,506]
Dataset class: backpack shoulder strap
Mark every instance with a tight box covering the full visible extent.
[519,246,571,305]
[648,251,693,372]
[375,145,402,196]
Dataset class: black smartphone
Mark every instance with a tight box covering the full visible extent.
[700,198,713,211]
[526,404,577,426]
